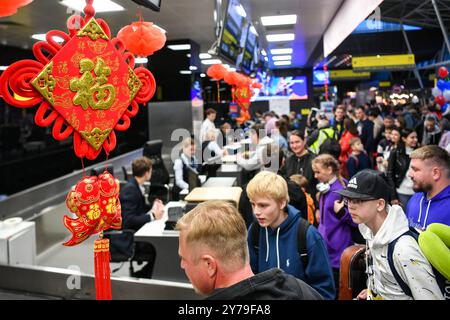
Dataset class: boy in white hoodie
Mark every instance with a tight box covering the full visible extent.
[336,169,444,300]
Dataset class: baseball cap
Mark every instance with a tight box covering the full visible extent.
[335,169,391,201]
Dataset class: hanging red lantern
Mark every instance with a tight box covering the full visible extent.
[224,71,238,86]
[0,0,33,17]
[207,64,227,102]
[117,20,166,57]
[207,64,227,80]
[438,67,449,79]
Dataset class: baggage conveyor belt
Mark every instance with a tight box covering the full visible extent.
[0,288,61,300]
[0,264,198,300]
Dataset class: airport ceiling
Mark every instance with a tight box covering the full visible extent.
[0,0,448,70]
[381,0,450,30]
[0,0,343,70]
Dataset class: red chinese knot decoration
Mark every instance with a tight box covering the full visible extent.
[0,0,165,300]
[219,70,260,125]
[0,2,157,161]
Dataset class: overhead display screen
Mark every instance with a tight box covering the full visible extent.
[240,24,257,74]
[253,72,309,101]
[218,0,247,65]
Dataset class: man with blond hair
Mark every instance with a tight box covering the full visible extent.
[406,145,450,230]
[246,171,335,299]
[176,200,323,300]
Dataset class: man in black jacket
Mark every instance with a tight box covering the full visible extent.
[120,156,164,278]
[355,106,375,154]
[176,200,323,300]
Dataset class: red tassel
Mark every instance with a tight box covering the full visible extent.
[94,237,112,300]
[217,81,220,103]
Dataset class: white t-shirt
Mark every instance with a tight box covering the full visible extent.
[200,118,216,143]
[397,147,414,196]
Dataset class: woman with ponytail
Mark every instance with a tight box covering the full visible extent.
[312,154,358,298]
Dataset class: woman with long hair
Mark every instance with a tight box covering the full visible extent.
[280,130,317,197]
[386,127,419,208]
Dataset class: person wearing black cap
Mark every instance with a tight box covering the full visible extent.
[336,169,444,300]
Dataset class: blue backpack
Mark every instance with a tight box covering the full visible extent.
[387,228,449,299]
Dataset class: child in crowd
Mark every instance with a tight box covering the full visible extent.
[346,137,372,178]
[376,125,394,172]
[289,174,316,225]
[246,171,336,300]
[311,154,356,297]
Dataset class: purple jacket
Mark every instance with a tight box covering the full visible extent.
[318,179,355,269]
[439,130,450,150]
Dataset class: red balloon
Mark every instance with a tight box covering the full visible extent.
[207,64,227,80]
[435,95,446,106]
[438,67,449,79]
[117,21,166,57]
[0,0,33,17]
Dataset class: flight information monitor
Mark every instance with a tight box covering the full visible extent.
[217,0,247,65]
[240,24,257,74]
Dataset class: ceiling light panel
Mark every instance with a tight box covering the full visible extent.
[135,57,148,64]
[261,15,297,26]
[60,0,124,12]
[199,53,212,59]
[201,59,222,65]
[274,60,292,66]
[270,48,293,55]
[31,34,64,42]
[272,55,292,61]
[167,44,191,51]
[266,33,295,42]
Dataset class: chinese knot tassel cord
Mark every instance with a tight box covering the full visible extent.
[217,81,220,103]
[231,87,235,104]
[94,237,112,300]
[81,157,86,177]
[84,0,95,20]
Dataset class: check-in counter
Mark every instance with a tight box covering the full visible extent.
[217,164,243,186]
[134,202,187,283]
[0,148,201,299]
[184,187,242,207]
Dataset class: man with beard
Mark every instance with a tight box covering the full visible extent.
[406,145,450,230]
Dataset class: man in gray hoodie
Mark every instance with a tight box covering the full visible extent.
[416,114,441,146]
[337,170,443,300]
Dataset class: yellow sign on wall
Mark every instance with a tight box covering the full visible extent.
[329,69,371,80]
[352,54,415,71]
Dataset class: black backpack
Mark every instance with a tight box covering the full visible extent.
[387,228,449,300]
[251,218,310,270]
[319,129,341,159]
